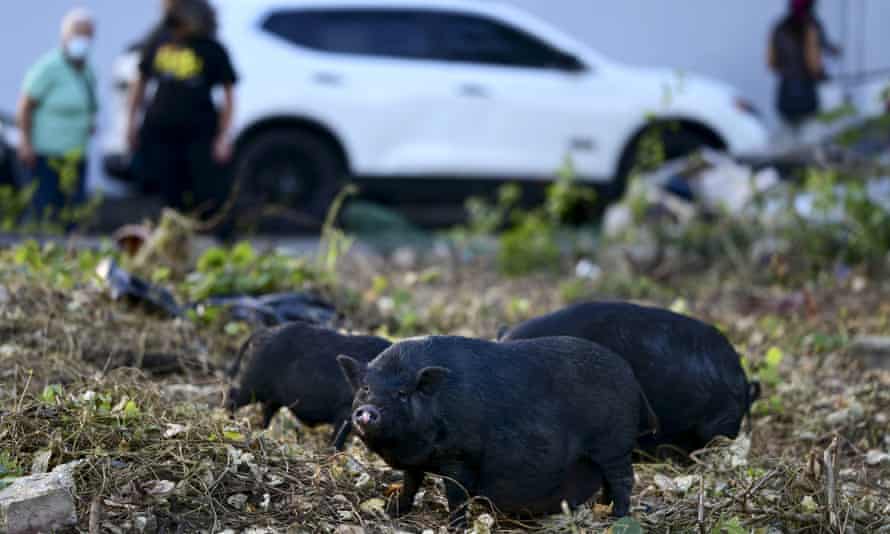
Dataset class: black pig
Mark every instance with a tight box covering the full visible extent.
[499,301,760,458]
[225,321,391,450]
[338,336,655,524]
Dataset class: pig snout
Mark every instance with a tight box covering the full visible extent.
[352,405,381,435]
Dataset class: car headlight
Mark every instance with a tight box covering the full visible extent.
[734,97,761,118]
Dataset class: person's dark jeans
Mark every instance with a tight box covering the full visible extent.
[138,124,235,239]
[26,154,87,231]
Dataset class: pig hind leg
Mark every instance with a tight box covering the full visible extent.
[590,453,633,517]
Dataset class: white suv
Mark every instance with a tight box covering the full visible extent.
[105,0,768,217]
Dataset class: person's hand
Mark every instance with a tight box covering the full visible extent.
[213,135,232,164]
[126,122,139,153]
[18,141,36,168]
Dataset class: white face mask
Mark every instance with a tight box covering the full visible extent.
[65,36,92,61]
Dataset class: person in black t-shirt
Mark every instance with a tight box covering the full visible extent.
[126,0,236,223]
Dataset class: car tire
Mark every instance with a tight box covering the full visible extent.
[234,129,345,224]
[613,127,719,200]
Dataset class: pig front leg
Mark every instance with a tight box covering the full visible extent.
[330,419,351,451]
[386,468,424,518]
[262,401,282,428]
[439,463,476,529]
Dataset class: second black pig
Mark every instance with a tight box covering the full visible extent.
[499,301,760,458]
[225,321,391,450]
[338,335,656,525]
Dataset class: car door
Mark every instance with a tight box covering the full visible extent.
[260,8,497,177]
[428,11,616,181]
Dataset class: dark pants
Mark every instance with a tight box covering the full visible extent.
[27,154,87,229]
[138,124,232,220]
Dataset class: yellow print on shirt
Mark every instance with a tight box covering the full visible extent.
[154,45,203,80]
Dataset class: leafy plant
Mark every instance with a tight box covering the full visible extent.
[184,242,315,301]
[316,185,358,281]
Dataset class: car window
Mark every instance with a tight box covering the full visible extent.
[262,9,434,60]
[430,13,564,69]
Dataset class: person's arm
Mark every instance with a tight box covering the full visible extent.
[214,84,234,163]
[126,75,147,152]
[16,95,38,168]
[767,39,778,73]
[804,25,825,79]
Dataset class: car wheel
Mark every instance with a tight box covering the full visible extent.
[235,129,344,223]
[613,127,719,200]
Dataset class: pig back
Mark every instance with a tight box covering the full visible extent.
[502,302,749,439]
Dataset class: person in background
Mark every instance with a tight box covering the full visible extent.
[17,7,97,226]
[768,0,837,136]
[126,0,236,230]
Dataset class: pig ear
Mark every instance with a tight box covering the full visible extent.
[337,355,366,392]
[415,366,450,396]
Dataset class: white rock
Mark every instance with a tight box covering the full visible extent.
[673,475,700,493]
[574,259,602,280]
[866,450,890,466]
[359,498,386,515]
[163,423,189,438]
[653,474,678,493]
[143,480,176,498]
[0,461,81,534]
[227,493,248,510]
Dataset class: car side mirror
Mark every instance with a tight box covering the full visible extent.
[554,52,587,74]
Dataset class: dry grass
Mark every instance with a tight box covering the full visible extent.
[2,249,890,533]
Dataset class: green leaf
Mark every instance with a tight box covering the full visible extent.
[224,322,245,336]
[41,384,63,404]
[122,400,140,419]
[765,346,784,367]
[223,431,245,441]
[610,517,644,534]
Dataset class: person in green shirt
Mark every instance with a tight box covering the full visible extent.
[17,7,97,228]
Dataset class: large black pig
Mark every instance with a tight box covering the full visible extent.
[338,336,656,525]
[499,301,760,458]
[225,321,391,450]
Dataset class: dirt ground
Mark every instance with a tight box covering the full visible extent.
[1,240,889,533]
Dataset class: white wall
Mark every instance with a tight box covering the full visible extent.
[1,1,888,192]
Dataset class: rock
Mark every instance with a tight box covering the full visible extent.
[0,285,9,305]
[227,493,248,510]
[359,498,386,515]
[865,450,890,466]
[574,259,602,281]
[849,336,890,370]
[134,513,157,533]
[334,526,365,534]
[0,461,81,534]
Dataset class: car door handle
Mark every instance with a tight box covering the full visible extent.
[458,83,489,98]
[313,72,343,86]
